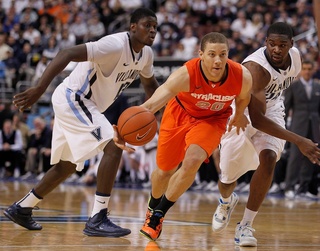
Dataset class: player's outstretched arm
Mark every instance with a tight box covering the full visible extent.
[228,65,252,134]
[249,94,320,164]
[13,44,87,111]
[141,66,190,114]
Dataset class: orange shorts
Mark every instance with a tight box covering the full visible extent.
[156,99,229,171]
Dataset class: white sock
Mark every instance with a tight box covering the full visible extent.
[220,195,231,204]
[240,207,258,226]
[91,195,110,217]
[17,190,42,208]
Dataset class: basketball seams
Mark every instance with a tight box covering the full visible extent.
[117,106,157,146]
[119,110,151,135]
[121,117,156,136]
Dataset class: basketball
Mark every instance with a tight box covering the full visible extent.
[117,106,158,146]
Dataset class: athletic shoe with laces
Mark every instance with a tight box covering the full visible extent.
[140,210,164,241]
[142,207,153,228]
[4,203,42,230]
[212,192,239,232]
[234,223,257,247]
[83,209,131,237]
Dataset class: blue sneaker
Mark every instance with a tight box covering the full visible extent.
[4,203,42,230]
[83,209,131,237]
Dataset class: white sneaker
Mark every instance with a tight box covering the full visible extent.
[204,181,217,191]
[285,190,295,200]
[36,172,45,181]
[212,192,239,232]
[20,171,34,180]
[268,183,281,194]
[239,184,250,193]
[235,223,257,247]
[303,192,319,200]
[192,181,208,191]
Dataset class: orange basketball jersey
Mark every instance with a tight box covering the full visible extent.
[176,58,243,119]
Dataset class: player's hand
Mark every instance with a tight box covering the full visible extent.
[13,86,44,112]
[297,137,320,165]
[112,125,135,153]
[227,114,249,135]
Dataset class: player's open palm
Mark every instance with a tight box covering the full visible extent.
[297,137,320,165]
[227,114,249,135]
[13,86,44,112]
[112,125,135,153]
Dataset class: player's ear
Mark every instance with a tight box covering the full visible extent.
[130,23,137,32]
[290,38,294,48]
[199,50,203,59]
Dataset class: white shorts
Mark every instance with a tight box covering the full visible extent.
[50,84,113,171]
[219,102,286,184]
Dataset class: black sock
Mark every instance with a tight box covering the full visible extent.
[154,195,175,216]
[148,193,162,209]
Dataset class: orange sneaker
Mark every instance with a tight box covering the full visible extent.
[142,207,153,228]
[140,211,164,241]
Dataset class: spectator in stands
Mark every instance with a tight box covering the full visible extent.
[21,116,52,180]
[0,119,23,178]
[12,112,30,152]
[57,27,76,50]
[19,7,39,27]
[178,25,198,60]
[87,15,106,42]
[22,23,41,45]
[2,9,19,34]
[32,51,51,85]
[0,32,12,61]
[36,116,53,180]
[284,60,320,199]
[0,58,6,85]
[0,103,14,129]
[3,47,20,89]
[42,36,59,60]
[109,0,143,12]
[190,0,207,16]
[28,35,44,68]
[69,14,88,44]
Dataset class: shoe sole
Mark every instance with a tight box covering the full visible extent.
[3,210,42,230]
[212,194,239,232]
[83,228,131,237]
[235,240,257,247]
[139,229,161,241]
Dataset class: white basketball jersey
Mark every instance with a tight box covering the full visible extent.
[242,46,301,109]
[60,32,154,112]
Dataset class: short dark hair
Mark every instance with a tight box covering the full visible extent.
[302,59,314,67]
[267,22,293,39]
[200,32,229,51]
[130,8,157,24]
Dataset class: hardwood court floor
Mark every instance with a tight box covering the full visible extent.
[0,180,319,251]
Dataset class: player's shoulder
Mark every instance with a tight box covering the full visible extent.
[142,45,154,57]
[96,32,127,48]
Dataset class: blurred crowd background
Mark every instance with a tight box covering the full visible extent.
[0,0,319,199]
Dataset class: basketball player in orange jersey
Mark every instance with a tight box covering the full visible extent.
[115,32,253,241]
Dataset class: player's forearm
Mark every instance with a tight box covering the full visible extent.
[234,96,250,117]
[250,111,303,144]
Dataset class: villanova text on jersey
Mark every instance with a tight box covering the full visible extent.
[265,76,295,101]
